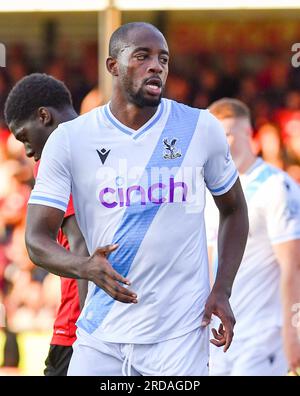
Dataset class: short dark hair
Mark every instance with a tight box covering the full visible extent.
[208,98,251,121]
[4,73,72,126]
[109,22,162,58]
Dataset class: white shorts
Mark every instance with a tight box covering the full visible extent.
[209,327,288,376]
[68,326,209,376]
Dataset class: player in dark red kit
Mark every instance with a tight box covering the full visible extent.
[4,73,118,375]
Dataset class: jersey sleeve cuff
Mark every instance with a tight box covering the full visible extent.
[208,169,239,196]
[28,194,68,212]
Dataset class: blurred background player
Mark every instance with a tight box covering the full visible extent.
[5,73,139,375]
[206,98,300,376]
[4,73,87,375]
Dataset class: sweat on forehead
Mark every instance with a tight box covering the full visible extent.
[109,22,165,58]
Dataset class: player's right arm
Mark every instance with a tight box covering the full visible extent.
[61,214,90,309]
[26,205,137,304]
[25,126,137,304]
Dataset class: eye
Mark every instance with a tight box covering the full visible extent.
[135,54,147,61]
[160,56,169,64]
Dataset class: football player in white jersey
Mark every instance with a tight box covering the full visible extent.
[25,22,248,376]
[207,98,300,376]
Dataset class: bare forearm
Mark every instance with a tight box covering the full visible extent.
[77,279,88,310]
[213,205,249,297]
[25,233,88,279]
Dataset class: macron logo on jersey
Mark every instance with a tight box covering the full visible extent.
[97,148,111,165]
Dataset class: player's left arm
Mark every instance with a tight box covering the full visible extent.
[202,111,249,352]
[274,239,300,375]
[202,179,249,352]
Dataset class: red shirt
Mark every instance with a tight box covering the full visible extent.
[34,162,80,346]
[274,108,300,143]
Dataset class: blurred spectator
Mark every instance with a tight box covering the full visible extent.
[80,87,103,114]
[165,73,191,103]
[0,72,10,123]
[218,53,240,98]
[286,163,300,184]
[274,90,300,175]
[44,58,66,82]
[254,123,287,170]
[8,62,28,86]
[197,68,222,103]
[237,74,258,109]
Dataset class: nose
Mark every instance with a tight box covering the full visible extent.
[148,56,163,74]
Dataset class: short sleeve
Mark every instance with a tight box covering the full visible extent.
[204,111,238,196]
[266,174,300,245]
[28,125,71,213]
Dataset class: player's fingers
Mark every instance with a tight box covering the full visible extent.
[105,244,119,256]
[101,276,137,299]
[102,282,138,303]
[98,257,131,285]
[218,323,225,335]
[108,267,131,285]
[201,306,213,327]
[210,338,226,347]
[223,323,234,352]
[211,328,224,340]
[216,312,235,352]
[96,244,119,256]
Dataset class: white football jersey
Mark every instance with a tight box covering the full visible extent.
[29,99,238,343]
[206,158,300,339]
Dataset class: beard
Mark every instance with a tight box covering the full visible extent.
[122,75,163,108]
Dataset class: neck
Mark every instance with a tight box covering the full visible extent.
[57,107,78,124]
[233,150,257,175]
[109,92,159,131]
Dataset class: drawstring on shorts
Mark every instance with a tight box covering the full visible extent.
[122,344,134,376]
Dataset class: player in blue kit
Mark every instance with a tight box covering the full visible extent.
[25,22,249,375]
[207,98,300,376]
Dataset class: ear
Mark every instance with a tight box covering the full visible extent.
[106,57,119,77]
[37,107,53,126]
[247,126,254,138]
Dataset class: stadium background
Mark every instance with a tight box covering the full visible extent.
[1,1,300,375]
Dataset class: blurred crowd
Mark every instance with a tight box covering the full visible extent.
[0,42,99,367]
[165,51,300,182]
[1,40,300,367]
